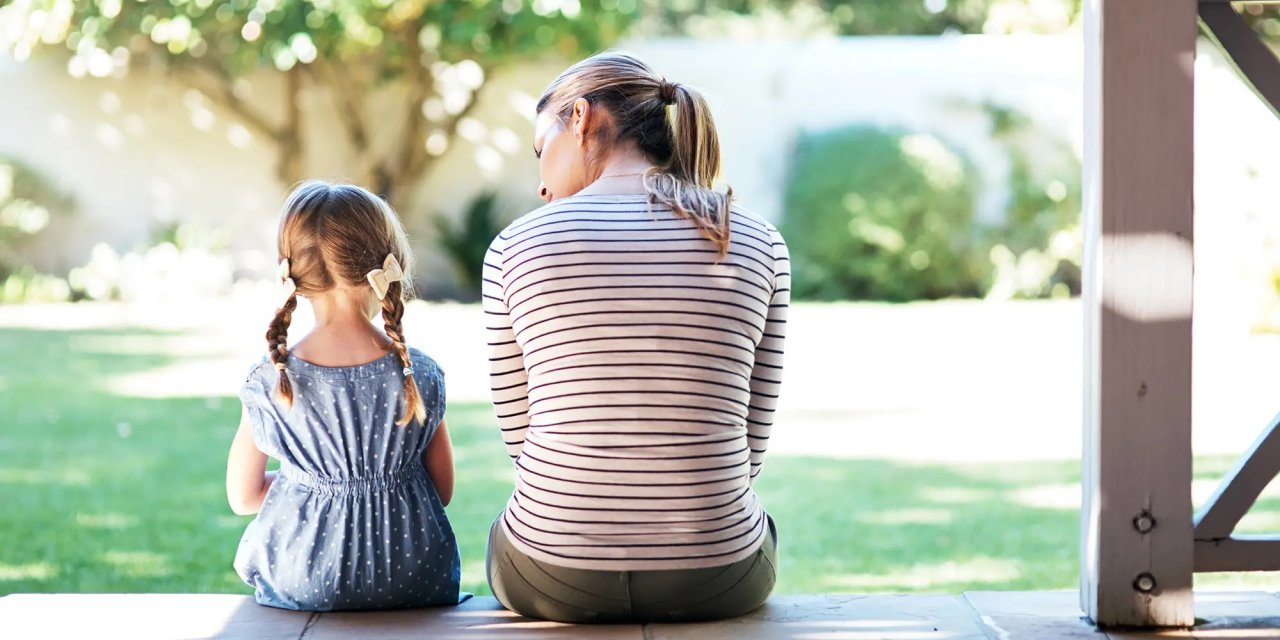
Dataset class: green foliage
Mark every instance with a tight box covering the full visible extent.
[0,157,74,283]
[782,127,990,301]
[982,103,1082,300]
[782,109,1083,303]
[641,0,1081,37]
[0,1,635,212]
[0,1,629,78]
[433,190,510,301]
[1241,5,1280,48]
[0,267,71,303]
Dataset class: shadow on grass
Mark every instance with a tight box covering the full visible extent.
[1,326,1273,598]
[0,327,249,594]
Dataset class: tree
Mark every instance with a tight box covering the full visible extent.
[0,0,1083,220]
[0,0,633,216]
[632,0,1080,37]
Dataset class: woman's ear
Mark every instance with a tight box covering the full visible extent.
[572,98,591,147]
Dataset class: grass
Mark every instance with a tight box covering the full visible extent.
[0,325,1276,597]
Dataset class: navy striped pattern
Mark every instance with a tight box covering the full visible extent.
[483,193,790,570]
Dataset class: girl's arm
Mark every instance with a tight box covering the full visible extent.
[226,405,276,515]
[424,419,454,506]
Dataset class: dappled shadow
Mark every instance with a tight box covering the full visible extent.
[6,325,1279,600]
[0,327,250,595]
[753,455,1082,594]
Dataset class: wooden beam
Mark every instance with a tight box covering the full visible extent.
[1194,413,1280,540]
[1195,536,1280,572]
[1200,2,1280,121]
[1081,0,1197,628]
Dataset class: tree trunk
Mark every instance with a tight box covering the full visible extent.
[276,65,306,186]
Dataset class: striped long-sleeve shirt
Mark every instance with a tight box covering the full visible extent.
[482,193,790,571]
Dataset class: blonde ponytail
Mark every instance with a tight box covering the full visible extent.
[536,52,733,255]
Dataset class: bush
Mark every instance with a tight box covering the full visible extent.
[782,126,990,301]
[0,157,74,284]
[982,103,1082,300]
[433,190,511,301]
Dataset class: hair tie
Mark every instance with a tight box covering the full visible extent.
[277,258,297,305]
[367,254,404,300]
[403,366,414,377]
[659,79,678,105]
[274,362,287,372]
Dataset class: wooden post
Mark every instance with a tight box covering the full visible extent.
[1081,0,1196,628]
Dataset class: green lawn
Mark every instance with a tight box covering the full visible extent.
[0,326,1273,596]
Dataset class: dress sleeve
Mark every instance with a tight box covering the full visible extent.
[413,352,447,442]
[238,359,278,453]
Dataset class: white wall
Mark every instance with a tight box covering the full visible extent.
[2,35,1277,313]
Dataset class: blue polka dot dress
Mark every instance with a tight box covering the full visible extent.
[233,347,461,611]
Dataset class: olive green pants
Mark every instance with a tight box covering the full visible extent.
[486,515,777,623]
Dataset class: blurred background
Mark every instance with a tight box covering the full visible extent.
[2,0,1280,597]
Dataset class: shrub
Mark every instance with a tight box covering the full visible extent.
[0,157,74,282]
[782,126,990,301]
[433,190,512,301]
[981,103,1082,300]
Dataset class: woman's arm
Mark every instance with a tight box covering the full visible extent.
[424,419,455,506]
[225,406,275,515]
[483,237,532,462]
[745,228,791,484]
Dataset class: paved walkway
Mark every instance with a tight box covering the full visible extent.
[1,591,1278,639]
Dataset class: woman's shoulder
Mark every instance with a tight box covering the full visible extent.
[495,199,566,243]
[496,194,647,242]
[729,203,779,235]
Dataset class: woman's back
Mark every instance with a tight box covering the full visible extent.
[484,193,790,571]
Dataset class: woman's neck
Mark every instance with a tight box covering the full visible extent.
[574,149,655,197]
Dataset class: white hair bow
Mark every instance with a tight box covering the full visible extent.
[277,258,296,305]
[366,254,404,300]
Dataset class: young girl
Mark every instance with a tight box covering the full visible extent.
[226,181,460,611]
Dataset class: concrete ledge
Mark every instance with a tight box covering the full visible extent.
[2,591,1278,639]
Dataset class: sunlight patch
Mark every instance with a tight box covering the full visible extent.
[215,515,248,529]
[0,468,89,486]
[68,334,227,357]
[104,551,171,578]
[102,358,245,399]
[857,508,954,525]
[919,487,995,504]
[0,563,56,581]
[1007,484,1079,510]
[76,513,138,530]
[462,560,488,583]
[821,557,1021,590]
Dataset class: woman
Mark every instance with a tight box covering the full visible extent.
[482,51,790,623]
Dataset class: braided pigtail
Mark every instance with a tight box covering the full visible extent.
[266,293,298,406]
[381,281,426,427]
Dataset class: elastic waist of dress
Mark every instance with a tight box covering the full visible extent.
[279,459,426,496]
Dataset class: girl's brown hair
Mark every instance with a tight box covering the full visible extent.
[268,180,426,427]
[537,51,732,253]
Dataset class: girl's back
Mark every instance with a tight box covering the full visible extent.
[234,348,458,610]
[226,181,460,612]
